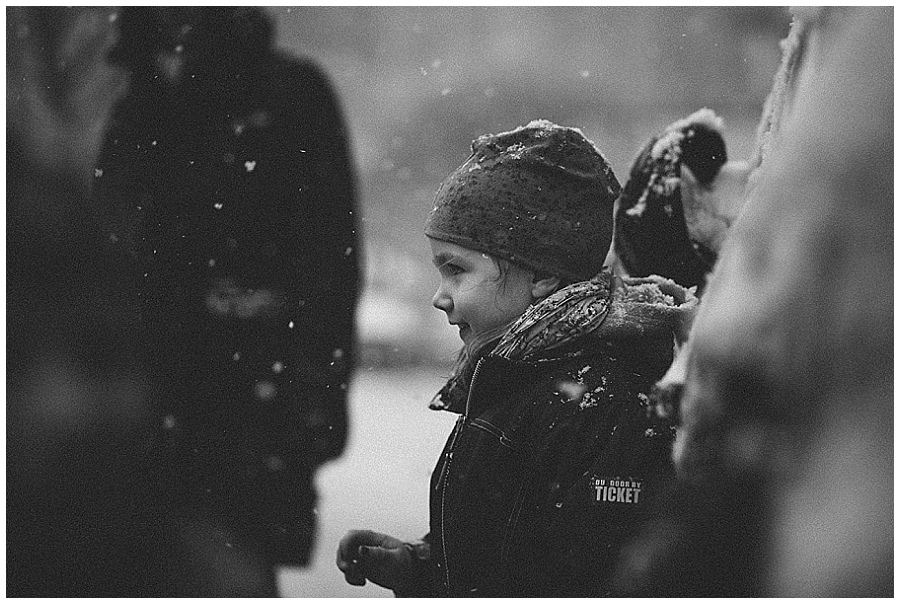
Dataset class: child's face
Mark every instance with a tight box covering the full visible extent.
[429,238,535,345]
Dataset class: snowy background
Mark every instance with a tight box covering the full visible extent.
[270,6,790,368]
[279,368,456,596]
[264,7,791,597]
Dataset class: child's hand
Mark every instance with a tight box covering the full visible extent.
[336,530,413,590]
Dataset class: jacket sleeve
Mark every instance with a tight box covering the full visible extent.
[513,398,676,597]
[576,401,677,596]
[392,534,439,598]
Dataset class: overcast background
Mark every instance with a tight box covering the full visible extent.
[266,7,792,596]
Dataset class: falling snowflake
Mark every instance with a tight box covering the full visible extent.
[265,455,285,472]
[213,202,223,210]
[94,168,103,177]
[245,160,256,172]
[558,379,588,402]
[255,380,276,401]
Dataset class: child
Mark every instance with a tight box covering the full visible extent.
[337,120,696,597]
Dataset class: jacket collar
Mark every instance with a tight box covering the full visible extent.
[430,268,698,414]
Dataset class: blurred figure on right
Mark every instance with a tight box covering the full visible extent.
[611,7,893,597]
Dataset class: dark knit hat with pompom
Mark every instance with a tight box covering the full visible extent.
[424,120,621,282]
[614,108,727,289]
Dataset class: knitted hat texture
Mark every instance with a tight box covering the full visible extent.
[614,108,727,289]
[424,120,620,282]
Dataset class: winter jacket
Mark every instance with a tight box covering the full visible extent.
[93,8,360,568]
[400,271,695,597]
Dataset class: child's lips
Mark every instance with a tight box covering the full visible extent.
[454,323,470,340]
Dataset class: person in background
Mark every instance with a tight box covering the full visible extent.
[93,7,361,596]
[7,7,168,595]
[612,7,892,597]
[612,108,741,295]
[337,120,695,596]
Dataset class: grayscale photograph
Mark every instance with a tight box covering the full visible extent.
[7,6,892,598]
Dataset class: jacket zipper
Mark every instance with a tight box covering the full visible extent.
[438,356,484,594]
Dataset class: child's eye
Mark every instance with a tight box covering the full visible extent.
[441,263,463,276]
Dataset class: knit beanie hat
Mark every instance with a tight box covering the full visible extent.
[614,108,727,290]
[424,119,621,282]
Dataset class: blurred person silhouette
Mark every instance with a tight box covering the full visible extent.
[7,6,173,595]
[611,7,892,597]
[92,7,361,596]
[337,121,696,596]
[608,108,761,597]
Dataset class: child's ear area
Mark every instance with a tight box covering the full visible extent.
[531,274,561,299]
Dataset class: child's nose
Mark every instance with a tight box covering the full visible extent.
[432,287,452,313]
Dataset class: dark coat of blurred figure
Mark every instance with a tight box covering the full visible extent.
[91,7,361,596]
[7,7,170,596]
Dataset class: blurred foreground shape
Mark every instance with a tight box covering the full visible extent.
[614,7,893,597]
[7,6,167,595]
